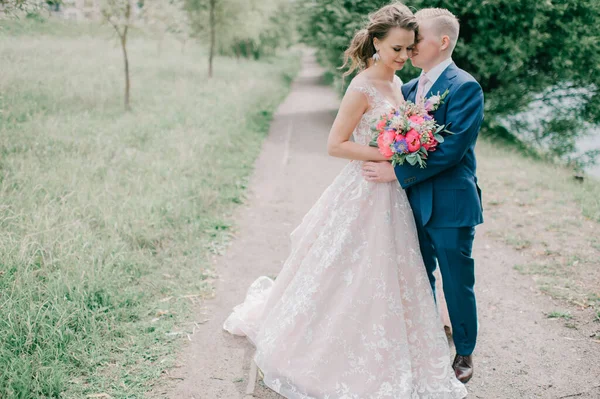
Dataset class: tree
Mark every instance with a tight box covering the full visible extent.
[139,0,191,55]
[184,0,217,77]
[185,0,293,77]
[170,8,192,54]
[101,0,135,111]
[228,1,297,60]
[207,0,215,77]
[0,0,44,15]
[297,0,600,166]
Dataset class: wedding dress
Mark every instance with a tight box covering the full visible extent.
[223,76,468,399]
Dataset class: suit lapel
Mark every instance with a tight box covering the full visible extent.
[403,64,460,108]
[426,63,459,98]
[403,80,419,103]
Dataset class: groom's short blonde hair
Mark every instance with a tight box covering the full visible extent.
[415,8,460,52]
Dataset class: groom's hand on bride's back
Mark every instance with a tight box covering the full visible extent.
[362,161,396,183]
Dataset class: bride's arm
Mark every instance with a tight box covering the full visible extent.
[327,90,390,162]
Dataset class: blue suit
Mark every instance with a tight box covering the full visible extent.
[395,63,484,356]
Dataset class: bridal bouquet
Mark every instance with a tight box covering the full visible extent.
[369,90,451,168]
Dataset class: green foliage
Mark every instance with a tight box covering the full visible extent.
[297,0,600,166]
[0,0,47,17]
[0,0,38,11]
[296,0,380,88]
[232,2,298,60]
[184,0,295,59]
[546,311,573,320]
[99,0,133,24]
[139,0,191,44]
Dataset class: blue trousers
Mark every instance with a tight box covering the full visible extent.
[408,190,478,355]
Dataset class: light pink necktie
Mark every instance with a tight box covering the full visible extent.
[416,74,430,103]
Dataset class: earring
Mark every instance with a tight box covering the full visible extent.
[372,50,381,63]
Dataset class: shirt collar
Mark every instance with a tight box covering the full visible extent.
[421,58,454,86]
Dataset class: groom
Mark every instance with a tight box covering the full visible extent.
[362,8,484,383]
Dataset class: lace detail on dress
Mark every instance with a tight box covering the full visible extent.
[345,76,404,146]
[223,74,467,399]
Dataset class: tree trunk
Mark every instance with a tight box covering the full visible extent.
[208,0,216,78]
[121,2,132,111]
[121,35,131,111]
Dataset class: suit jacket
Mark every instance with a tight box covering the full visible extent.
[395,63,484,228]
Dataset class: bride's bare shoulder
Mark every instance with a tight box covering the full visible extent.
[345,74,375,98]
[348,71,373,86]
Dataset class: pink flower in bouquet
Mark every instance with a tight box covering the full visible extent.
[405,129,421,152]
[382,130,395,144]
[422,131,438,152]
[369,90,451,168]
[409,115,424,125]
[377,130,395,158]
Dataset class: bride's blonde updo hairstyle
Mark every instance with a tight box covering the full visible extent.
[341,2,417,76]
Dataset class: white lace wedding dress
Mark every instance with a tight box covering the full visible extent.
[223,76,468,399]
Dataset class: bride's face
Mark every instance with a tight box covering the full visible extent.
[373,27,415,71]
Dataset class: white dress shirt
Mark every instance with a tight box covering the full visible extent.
[417,58,454,97]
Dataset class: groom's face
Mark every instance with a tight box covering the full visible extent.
[411,20,441,70]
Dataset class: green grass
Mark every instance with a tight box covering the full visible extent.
[546,311,573,320]
[478,137,600,323]
[479,137,600,223]
[0,19,300,398]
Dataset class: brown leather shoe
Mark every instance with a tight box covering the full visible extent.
[452,354,473,384]
[444,325,453,340]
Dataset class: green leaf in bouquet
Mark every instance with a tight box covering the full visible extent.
[434,134,445,143]
[435,125,446,134]
[406,153,418,166]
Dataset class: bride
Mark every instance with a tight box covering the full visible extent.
[223,3,468,398]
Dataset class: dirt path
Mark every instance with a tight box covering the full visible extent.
[160,52,600,399]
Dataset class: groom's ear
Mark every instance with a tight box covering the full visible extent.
[440,35,451,51]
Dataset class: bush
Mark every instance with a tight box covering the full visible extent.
[297,0,600,167]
